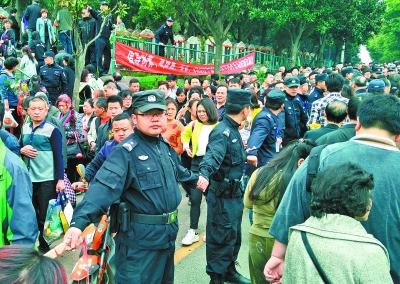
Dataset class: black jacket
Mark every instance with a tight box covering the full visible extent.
[70,130,197,250]
[23,3,41,30]
[283,92,308,145]
[155,24,174,45]
[63,66,75,98]
[78,17,96,45]
[39,63,67,104]
[89,8,113,39]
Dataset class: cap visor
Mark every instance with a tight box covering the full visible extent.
[137,104,167,113]
[286,84,299,88]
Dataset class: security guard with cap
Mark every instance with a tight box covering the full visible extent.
[246,89,286,170]
[197,89,252,284]
[155,17,175,57]
[282,76,308,145]
[64,90,198,283]
[39,51,67,105]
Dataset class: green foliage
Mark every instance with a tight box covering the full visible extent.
[368,0,400,62]
[251,0,385,65]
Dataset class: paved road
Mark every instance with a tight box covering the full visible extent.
[57,187,251,283]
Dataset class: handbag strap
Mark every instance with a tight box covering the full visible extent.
[300,231,331,284]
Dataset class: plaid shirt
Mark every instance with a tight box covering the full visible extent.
[307,92,349,127]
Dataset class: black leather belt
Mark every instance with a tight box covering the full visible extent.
[131,209,178,225]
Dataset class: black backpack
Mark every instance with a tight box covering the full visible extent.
[34,42,45,61]
[306,144,327,192]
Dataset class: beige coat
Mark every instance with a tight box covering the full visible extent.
[283,214,393,284]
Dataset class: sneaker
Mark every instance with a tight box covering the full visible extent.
[182,229,199,246]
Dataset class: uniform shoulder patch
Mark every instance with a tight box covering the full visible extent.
[223,129,230,137]
[122,139,138,152]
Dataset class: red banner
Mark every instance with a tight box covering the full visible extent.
[115,41,255,75]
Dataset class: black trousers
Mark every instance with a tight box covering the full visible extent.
[158,44,166,57]
[206,188,243,277]
[114,241,175,284]
[32,180,57,248]
[189,156,204,229]
[95,37,111,75]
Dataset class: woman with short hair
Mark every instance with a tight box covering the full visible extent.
[162,98,184,155]
[0,19,16,58]
[283,163,393,283]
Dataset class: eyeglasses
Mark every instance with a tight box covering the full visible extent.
[136,111,166,118]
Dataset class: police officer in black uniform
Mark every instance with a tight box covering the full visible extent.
[64,90,198,283]
[246,90,286,170]
[282,76,308,145]
[39,51,67,105]
[197,89,252,284]
[155,17,175,57]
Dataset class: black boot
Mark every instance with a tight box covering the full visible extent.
[209,273,224,284]
[224,270,251,284]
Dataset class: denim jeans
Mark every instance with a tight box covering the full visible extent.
[59,31,73,54]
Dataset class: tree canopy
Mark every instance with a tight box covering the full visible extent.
[368,0,400,63]
[2,0,389,68]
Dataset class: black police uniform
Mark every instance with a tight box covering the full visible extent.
[155,23,174,57]
[39,63,67,105]
[71,130,197,283]
[283,92,308,145]
[200,116,245,278]
[70,90,198,283]
[199,89,251,283]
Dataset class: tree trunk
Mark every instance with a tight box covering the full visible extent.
[289,37,300,67]
[317,33,327,67]
[340,39,346,64]
[212,18,225,75]
[72,25,85,110]
[289,23,305,67]
[16,0,29,21]
[214,36,223,74]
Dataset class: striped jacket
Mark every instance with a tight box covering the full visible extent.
[21,119,64,182]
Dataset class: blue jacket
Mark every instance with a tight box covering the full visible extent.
[0,139,38,246]
[0,71,18,107]
[247,108,282,167]
[36,17,56,44]
[0,129,20,156]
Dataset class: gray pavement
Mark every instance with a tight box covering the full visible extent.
[58,187,251,283]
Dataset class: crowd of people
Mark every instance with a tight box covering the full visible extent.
[1,2,400,284]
